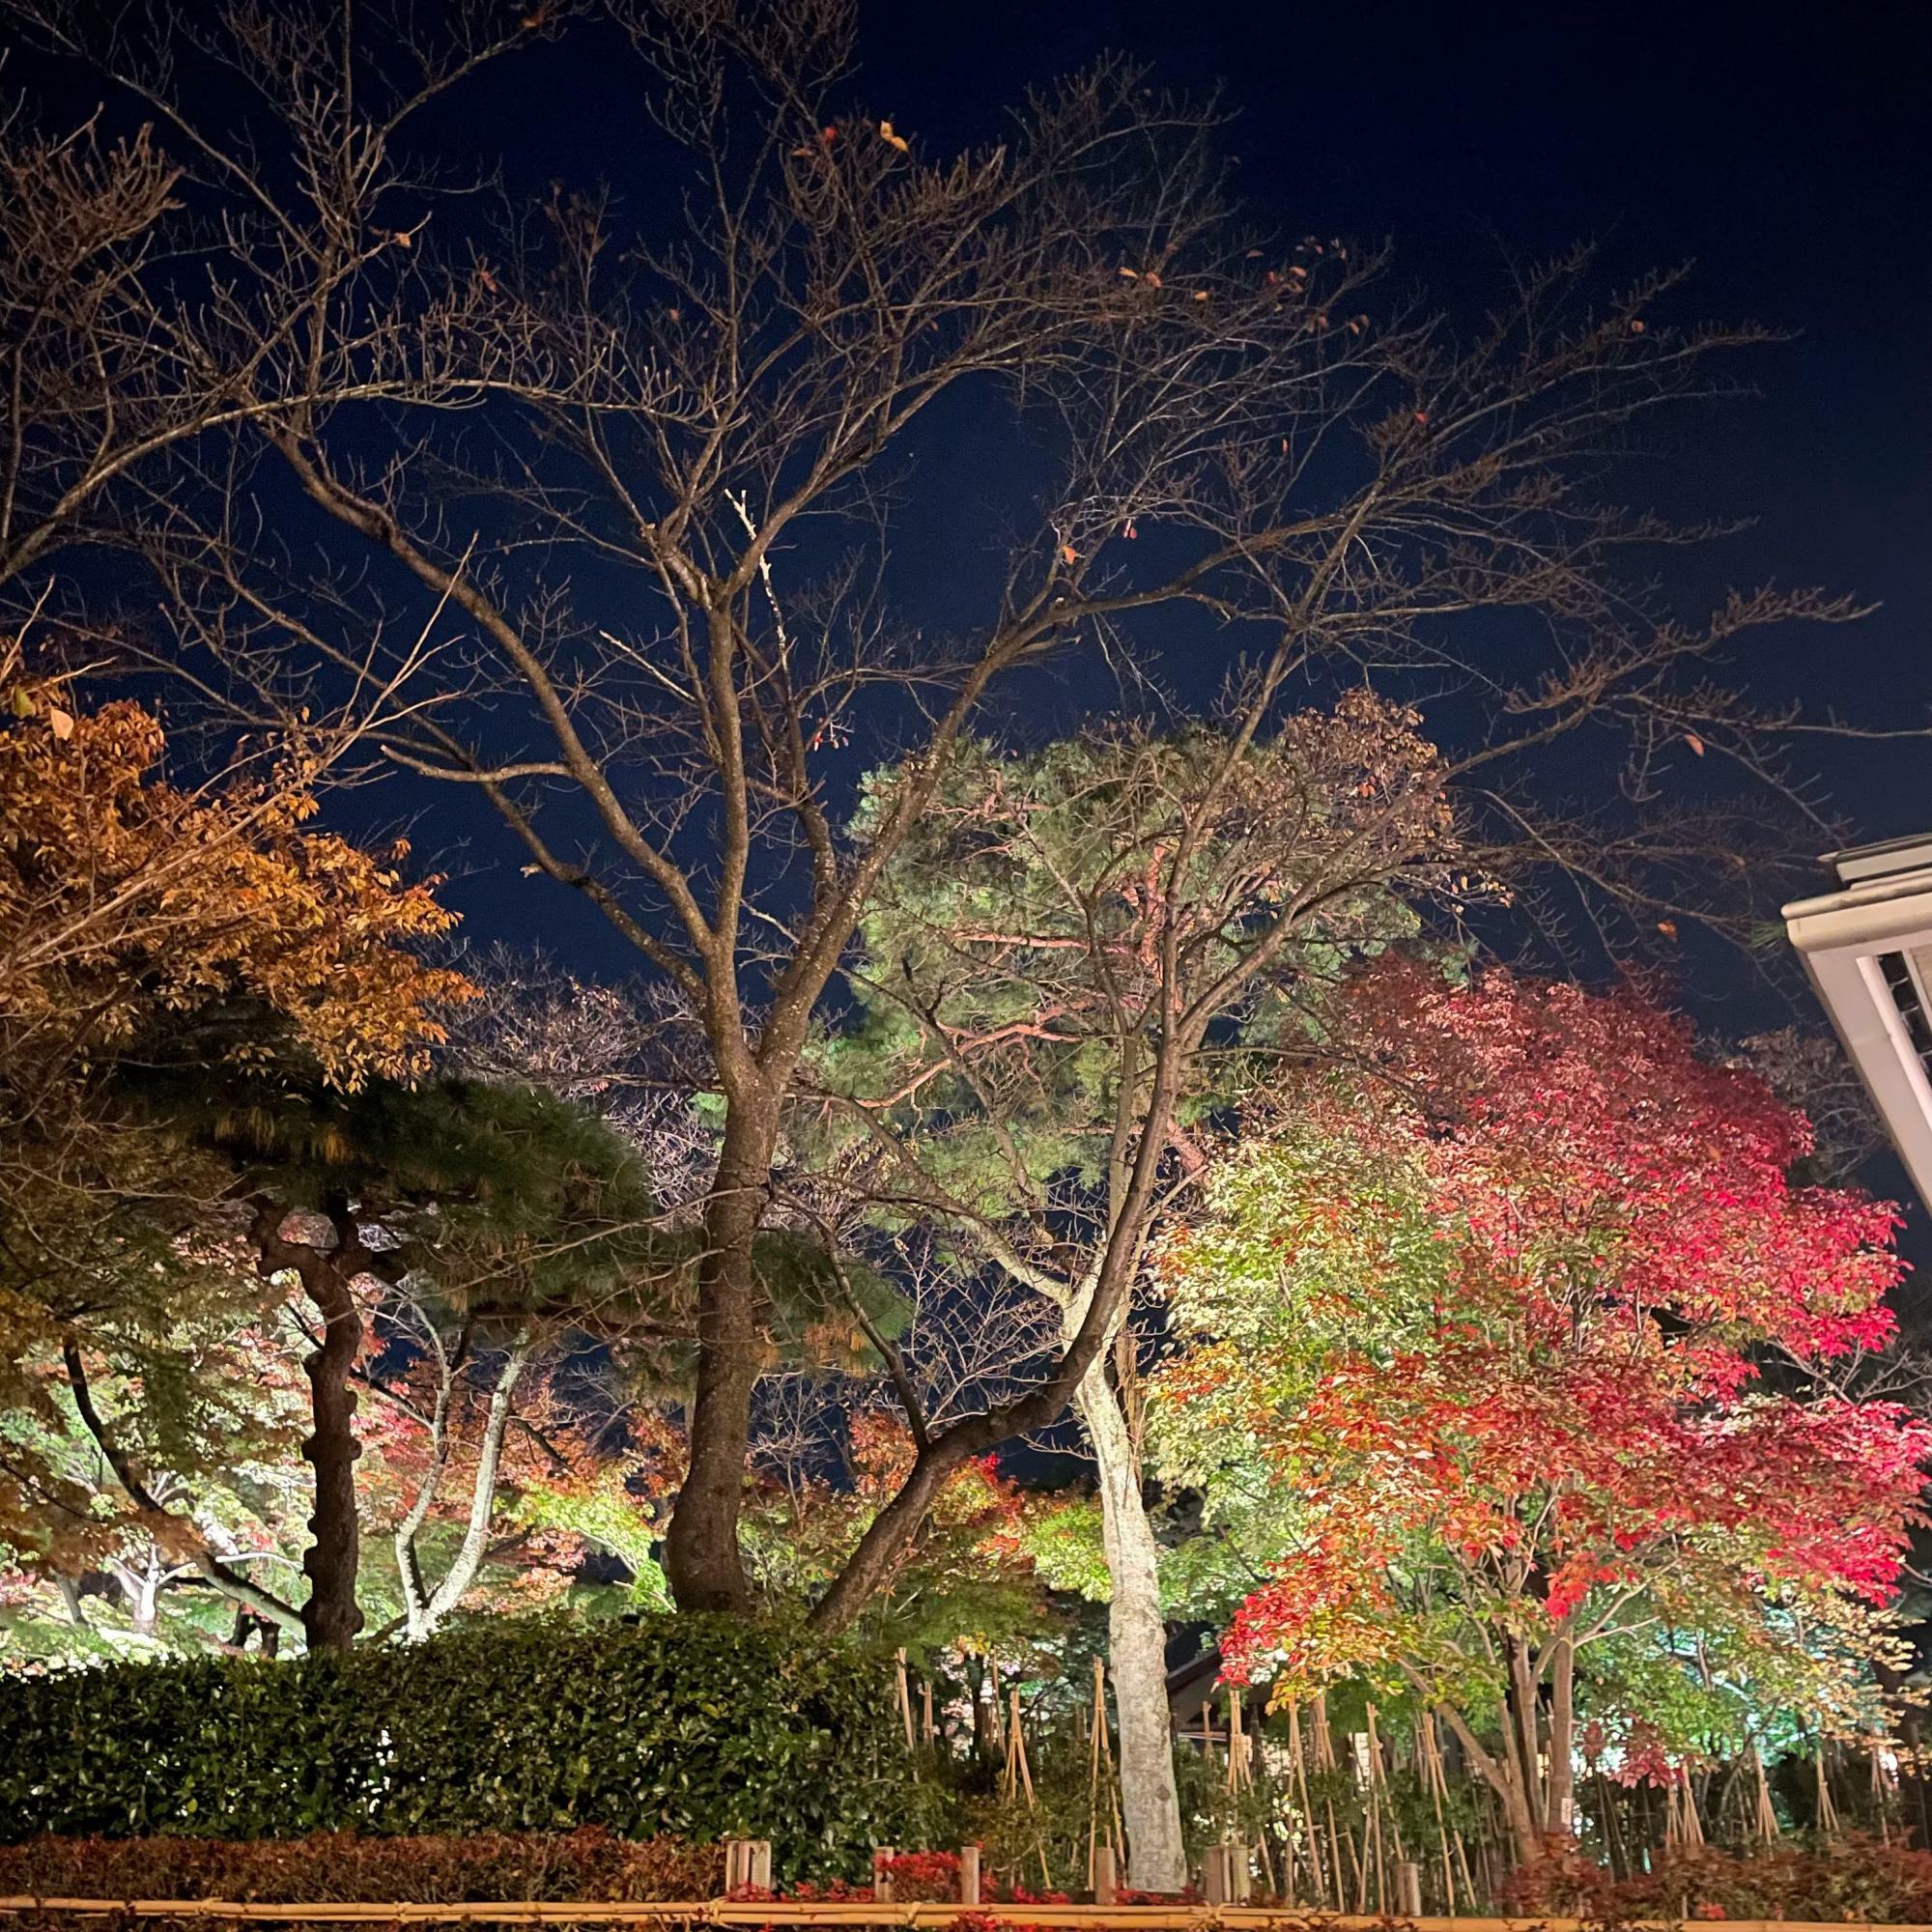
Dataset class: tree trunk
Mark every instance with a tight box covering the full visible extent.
[299,1251,365,1652]
[1436,1698,1545,1867]
[397,1336,530,1639]
[1543,1634,1577,1841]
[1076,1350,1187,1892]
[663,1114,774,1613]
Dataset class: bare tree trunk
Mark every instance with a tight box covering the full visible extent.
[395,1334,531,1639]
[1506,1635,1547,1848]
[665,1114,775,1612]
[1543,1634,1577,1841]
[1075,1352,1187,1891]
[299,1250,365,1652]
[1435,1698,1544,1867]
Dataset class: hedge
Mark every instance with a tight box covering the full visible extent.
[1505,1834,1932,1926]
[0,1830,722,1903]
[0,1615,952,1872]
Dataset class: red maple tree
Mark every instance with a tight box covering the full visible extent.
[1156,962,1930,1859]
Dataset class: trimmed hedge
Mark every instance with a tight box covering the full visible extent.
[0,1615,948,1873]
[0,1830,722,1902]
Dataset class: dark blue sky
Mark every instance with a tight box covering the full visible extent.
[420,0,1932,1000]
[25,0,1932,1165]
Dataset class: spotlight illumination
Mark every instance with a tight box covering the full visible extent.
[1784,834,1932,1206]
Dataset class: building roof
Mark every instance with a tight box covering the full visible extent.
[1783,836,1932,1207]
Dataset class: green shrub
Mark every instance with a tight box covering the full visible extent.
[0,1615,943,1874]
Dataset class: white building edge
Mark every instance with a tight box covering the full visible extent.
[1784,834,1932,1206]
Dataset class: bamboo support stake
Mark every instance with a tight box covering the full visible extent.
[1417,1712,1459,1915]
[1815,1738,1841,1837]
[1287,1702,1329,1911]
[895,1651,917,1755]
[1006,1687,1052,1892]
[1753,1746,1781,1844]
[1312,1696,1349,1916]
[1089,1661,1106,1890]
[1366,1702,1401,1914]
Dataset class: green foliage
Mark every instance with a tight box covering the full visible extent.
[507,1482,673,1613]
[0,1614,930,1874]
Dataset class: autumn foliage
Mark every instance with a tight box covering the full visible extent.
[0,646,473,1577]
[1,644,470,1089]
[1156,961,1930,1853]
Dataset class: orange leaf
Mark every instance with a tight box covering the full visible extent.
[1685,732,1706,757]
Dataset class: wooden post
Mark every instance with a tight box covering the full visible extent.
[1230,1844,1253,1904]
[895,1651,917,1754]
[872,1848,895,1903]
[1397,1860,1424,1918]
[724,1842,772,1894]
[1202,1846,1230,1906]
[1092,1843,1118,1906]
[958,1846,981,1907]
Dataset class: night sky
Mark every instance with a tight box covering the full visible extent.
[408,0,1932,967]
[428,0,1932,1246]
[22,2,1932,1185]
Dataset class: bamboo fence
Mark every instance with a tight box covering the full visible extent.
[0,1902,1924,1932]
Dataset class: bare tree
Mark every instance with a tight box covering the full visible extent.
[4,0,1875,1651]
[380,1304,534,1642]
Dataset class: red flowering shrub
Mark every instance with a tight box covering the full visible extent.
[1505,1836,1932,1925]
[0,1831,722,1905]
[877,1850,962,1900]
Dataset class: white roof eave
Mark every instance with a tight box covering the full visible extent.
[1782,866,1932,1208]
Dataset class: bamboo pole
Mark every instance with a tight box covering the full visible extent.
[1288,1701,1330,1911]
[1815,1739,1840,1837]
[895,1650,917,1755]
[1753,1746,1781,1845]
[1416,1711,1460,1914]
[1005,1686,1052,1892]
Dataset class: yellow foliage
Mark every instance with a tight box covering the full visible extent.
[0,650,473,1088]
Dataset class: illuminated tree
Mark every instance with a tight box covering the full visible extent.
[1153,963,1930,1860]
[814,706,1458,1883]
[0,645,469,1640]
[4,0,1863,1630]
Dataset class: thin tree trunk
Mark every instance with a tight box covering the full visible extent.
[1543,1634,1577,1840]
[1075,1350,1187,1891]
[1506,1636,1546,1849]
[397,1334,531,1638]
[1435,1696,1543,1867]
